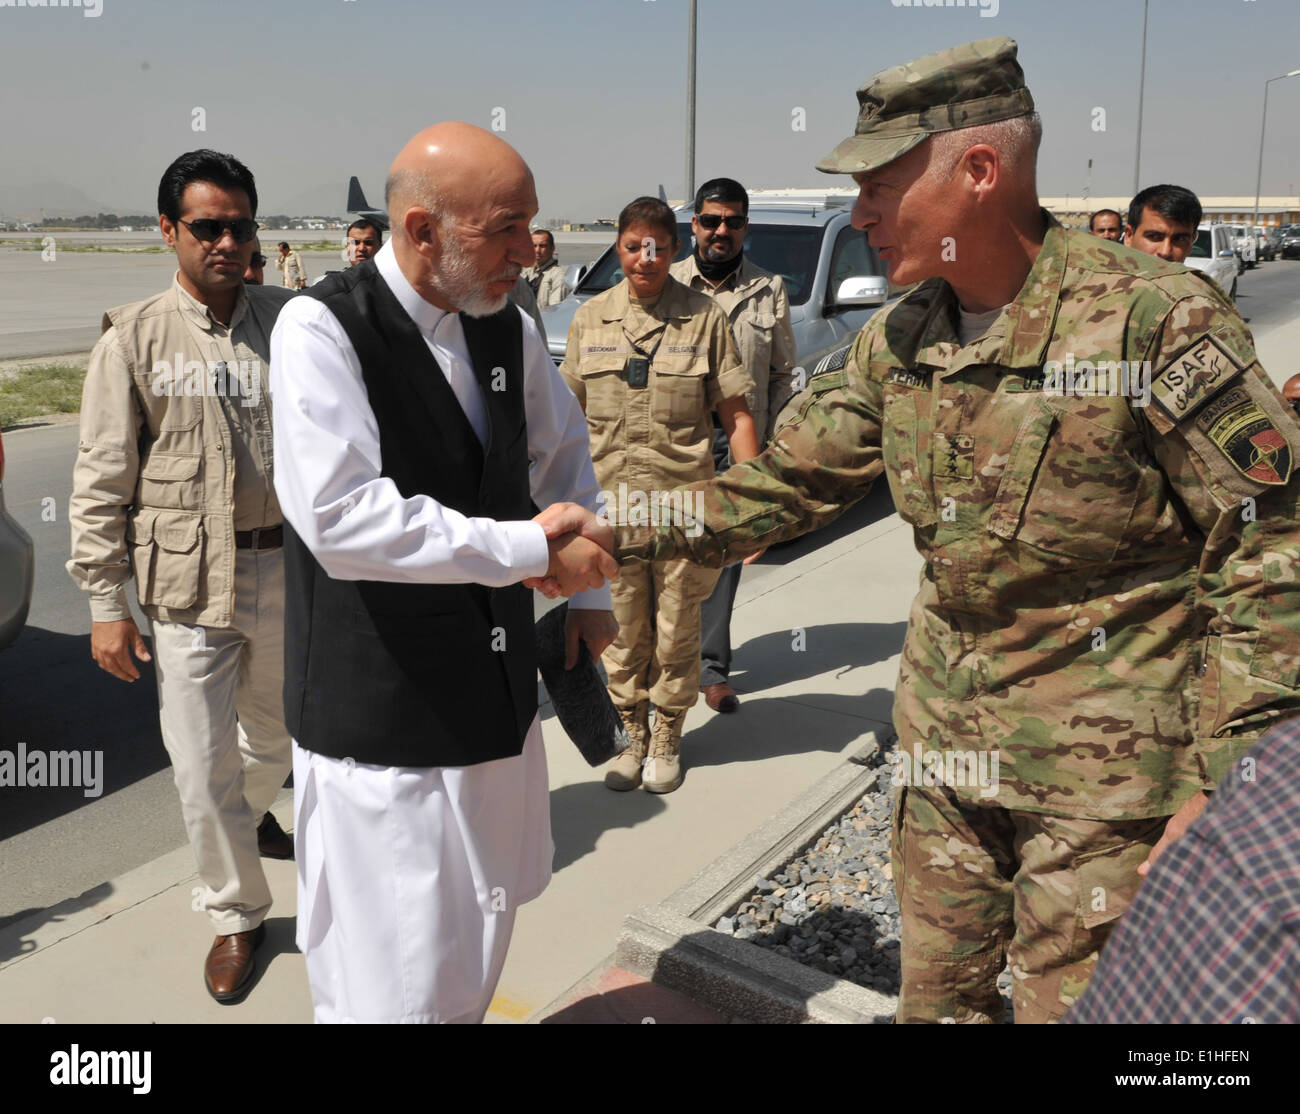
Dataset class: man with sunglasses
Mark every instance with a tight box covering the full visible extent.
[243,237,267,284]
[670,178,796,714]
[69,149,298,1005]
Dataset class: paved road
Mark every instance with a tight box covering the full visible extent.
[3,258,1299,927]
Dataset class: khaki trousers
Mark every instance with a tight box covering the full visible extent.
[603,558,720,714]
[151,548,292,934]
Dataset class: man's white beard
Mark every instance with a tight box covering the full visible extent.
[434,226,516,318]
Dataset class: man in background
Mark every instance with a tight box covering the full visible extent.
[1124,184,1201,264]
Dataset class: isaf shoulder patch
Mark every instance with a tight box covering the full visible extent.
[1151,334,1244,421]
[1195,385,1292,486]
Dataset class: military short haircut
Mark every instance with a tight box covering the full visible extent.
[1126,185,1202,233]
[531,228,555,247]
[1089,208,1122,231]
[617,197,679,246]
[157,149,258,222]
[347,218,382,239]
[694,177,748,217]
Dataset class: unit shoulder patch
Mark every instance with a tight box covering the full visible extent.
[1194,384,1292,486]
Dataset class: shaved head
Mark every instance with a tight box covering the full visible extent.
[384,122,539,315]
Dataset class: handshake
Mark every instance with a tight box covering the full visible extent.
[524,503,619,599]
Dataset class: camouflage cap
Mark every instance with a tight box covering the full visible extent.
[816,36,1034,175]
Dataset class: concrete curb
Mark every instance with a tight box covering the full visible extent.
[614,730,898,1024]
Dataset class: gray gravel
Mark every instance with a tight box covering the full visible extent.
[714,774,1014,1021]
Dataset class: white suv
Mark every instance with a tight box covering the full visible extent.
[1184,223,1239,300]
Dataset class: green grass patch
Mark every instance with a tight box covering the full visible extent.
[0,364,86,428]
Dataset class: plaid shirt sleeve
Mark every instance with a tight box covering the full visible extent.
[1063,718,1300,1025]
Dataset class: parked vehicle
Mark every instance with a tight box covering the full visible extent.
[1185,223,1239,300]
[1252,226,1277,262]
[1231,224,1257,269]
[541,197,890,376]
[1281,229,1300,260]
[0,427,35,650]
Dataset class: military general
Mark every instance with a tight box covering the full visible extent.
[541,37,1300,1022]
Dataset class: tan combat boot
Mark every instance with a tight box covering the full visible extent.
[605,704,649,791]
[643,708,687,794]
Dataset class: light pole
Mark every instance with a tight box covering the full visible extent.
[1253,69,1300,227]
[1133,0,1148,197]
[685,0,697,206]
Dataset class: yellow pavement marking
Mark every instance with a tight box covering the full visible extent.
[487,993,533,1021]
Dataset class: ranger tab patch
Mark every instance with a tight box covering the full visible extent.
[1195,385,1292,485]
[1151,334,1243,420]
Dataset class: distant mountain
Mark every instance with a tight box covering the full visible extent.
[0,181,141,222]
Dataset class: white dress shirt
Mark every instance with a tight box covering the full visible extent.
[269,240,609,611]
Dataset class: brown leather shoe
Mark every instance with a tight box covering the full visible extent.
[703,682,739,713]
[256,812,294,860]
[204,923,265,1002]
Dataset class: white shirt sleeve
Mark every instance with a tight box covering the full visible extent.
[517,308,612,612]
[269,295,550,586]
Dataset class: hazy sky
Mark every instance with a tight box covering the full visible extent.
[4,0,1300,220]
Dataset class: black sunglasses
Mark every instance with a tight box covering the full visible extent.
[250,253,268,267]
[696,214,746,231]
[177,217,259,243]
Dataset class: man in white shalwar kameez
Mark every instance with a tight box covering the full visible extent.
[270,123,619,1024]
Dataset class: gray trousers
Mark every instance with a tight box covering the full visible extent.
[700,424,743,687]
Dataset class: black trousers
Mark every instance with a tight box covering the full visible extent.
[700,423,743,686]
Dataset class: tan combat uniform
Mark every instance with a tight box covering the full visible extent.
[560,275,752,749]
[617,219,1300,1020]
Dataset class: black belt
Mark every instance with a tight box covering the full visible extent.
[235,525,283,550]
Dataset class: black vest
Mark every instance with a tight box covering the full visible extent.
[283,261,537,767]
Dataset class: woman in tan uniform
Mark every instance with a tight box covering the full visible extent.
[560,197,759,793]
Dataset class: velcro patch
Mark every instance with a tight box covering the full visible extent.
[581,344,632,356]
[1195,385,1292,485]
[663,344,704,355]
[934,433,974,479]
[1151,334,1244,421]
[887,365,932,389]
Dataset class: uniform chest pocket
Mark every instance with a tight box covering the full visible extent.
[652,361,708,426]
[881,389,937,528]
[988,403,1142,564]
[578,360,626,422]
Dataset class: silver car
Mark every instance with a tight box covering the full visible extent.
[540,199,889,376]
[0,427,35,650]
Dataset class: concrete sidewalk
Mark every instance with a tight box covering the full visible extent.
[0,486,919,1024]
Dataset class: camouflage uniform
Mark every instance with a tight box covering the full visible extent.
[615,37,1300,1018]
[561,275,752,752]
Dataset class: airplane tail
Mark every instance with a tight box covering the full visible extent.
[658,183,669,205]
[347,176,371,214]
